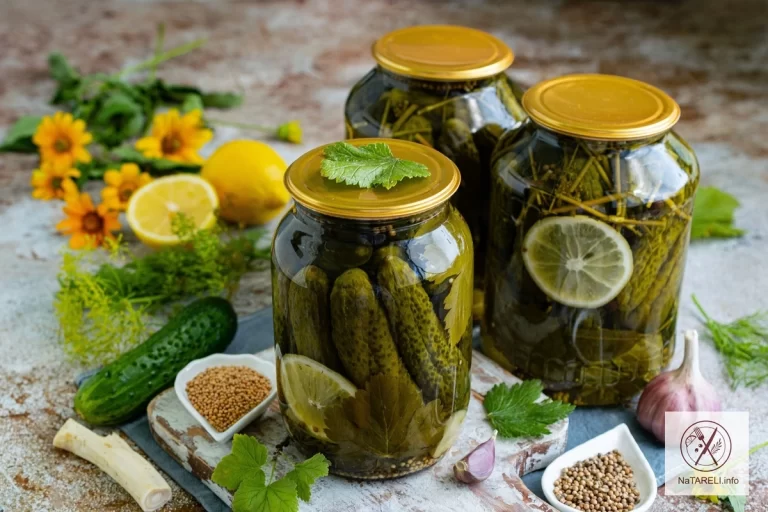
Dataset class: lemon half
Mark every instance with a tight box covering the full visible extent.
[126,174,218,247]
[280,354,357,440]
[522,216,633,309]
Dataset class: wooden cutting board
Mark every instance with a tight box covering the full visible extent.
[148,349,564,511]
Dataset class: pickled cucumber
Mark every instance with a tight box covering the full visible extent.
[272,268,292,356]
[377,252,461,409]
[330,268,412,388]
[289,265,340,370]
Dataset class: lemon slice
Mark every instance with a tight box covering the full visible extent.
[126,175,219,247]
[522,216,633,309]
[280,354,357,440]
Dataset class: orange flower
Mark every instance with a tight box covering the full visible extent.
[135,109,212,164]
[33,112,92,167]
[30,161,81,200]
[56,192,121,250]
[101,163,152,211]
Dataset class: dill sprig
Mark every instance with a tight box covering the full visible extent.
[55,215,270,366]
[693,295,768,388]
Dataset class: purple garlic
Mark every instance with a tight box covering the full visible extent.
[454,430,497,484]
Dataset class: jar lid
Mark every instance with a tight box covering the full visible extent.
[372,25,514,81]
[522,74,681,140]
[284,139,460,220]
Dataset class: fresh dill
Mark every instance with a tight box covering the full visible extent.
[55,215,270,366]
[693,295,768,389]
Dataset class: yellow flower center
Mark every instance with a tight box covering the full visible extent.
[82,212,103,234]
[54,138,72,153]
[161,134,183,155]
[119,184,137,202]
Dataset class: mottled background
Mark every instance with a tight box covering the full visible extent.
[1,0,767,510]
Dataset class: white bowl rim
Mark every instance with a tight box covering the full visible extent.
[541,423,657,512]
[174,353,277,443]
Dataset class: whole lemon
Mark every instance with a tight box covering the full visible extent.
[201,140,291,225]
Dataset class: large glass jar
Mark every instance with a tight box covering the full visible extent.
[345,25,526,301]
[272,139,473,479]
[482,74,699,405]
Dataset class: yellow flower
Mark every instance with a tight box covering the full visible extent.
[101,163,152,211]
[56,192,121,250]
[30,161,81,200]
[135,109,212,163]
[276,120,302,144]
[33,112,92,167]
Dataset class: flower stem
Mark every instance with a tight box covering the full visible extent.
[268,455,279,484]
[206,118,274,133]
[117,37,206,78]
[148,23,166,82]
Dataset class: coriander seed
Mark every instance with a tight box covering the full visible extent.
[553,450,641,512]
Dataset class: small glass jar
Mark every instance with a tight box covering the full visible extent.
[273,139,473,479]
[344,25,526,298]
[482,74,699,405]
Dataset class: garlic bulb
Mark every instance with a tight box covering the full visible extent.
[454,430,497,484]
[636,330,722,442]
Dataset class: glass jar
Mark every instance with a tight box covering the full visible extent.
[273,138,473,479]
[482,74,699,405]
[344,25,526,301]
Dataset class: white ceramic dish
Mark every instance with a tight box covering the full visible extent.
[541,423,657,512]
[174,353,277,443]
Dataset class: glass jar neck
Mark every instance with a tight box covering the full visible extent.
[294,201,449,236]
[376,66,498,93]
[533,123,668,152]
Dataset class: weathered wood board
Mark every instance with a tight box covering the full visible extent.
[148,349,564,511]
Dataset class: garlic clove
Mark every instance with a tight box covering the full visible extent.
[637,330,722,442]
[454,430,497,484]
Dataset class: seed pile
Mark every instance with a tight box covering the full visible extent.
[186,366,272,432]
[553,450,641,512]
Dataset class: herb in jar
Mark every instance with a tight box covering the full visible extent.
[553,451,641,512]
[186,366,272,432]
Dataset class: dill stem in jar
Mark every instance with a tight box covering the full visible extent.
[580,143,612,186]
[646,180,663,208]
[567,156,596,193]
[613,153,626,218]
[416,97,455,116]
[665,197,692,220]
[414,133,433,147]
[391,104,418,132]
[550,192,629,214]
[528,145,542,205]
[554,194,666,226]
[378,97,392,136]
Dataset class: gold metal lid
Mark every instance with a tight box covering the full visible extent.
[284,139,460,220]
[522,74,681,140]
[372,25,514,81]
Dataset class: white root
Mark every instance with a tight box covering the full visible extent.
[53,419,172,512]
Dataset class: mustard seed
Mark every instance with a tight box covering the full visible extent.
[186,365,272,432]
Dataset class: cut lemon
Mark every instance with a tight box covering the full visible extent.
[522,216,633,309]
[280,354,357,441]
[126,174,219,247]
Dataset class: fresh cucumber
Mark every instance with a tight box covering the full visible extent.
[74,297,238,425]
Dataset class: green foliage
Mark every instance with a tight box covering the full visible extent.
[324,373,443,459]
[483,380,575,438]
[55,215,269,365]
[691,187,744,239]
[320,141,430,190]
[0,115,42,153]
[693,295,768,388]
[212,434,329,512]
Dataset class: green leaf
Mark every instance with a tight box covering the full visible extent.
[232,477,298,512]
[325,373,444,462]
[201,91,243,109]
[284,453,329,502]
[48,52,79,83]
[211,434,268,491]
[0,115,41,153]
[182,94,204,113]
[483,380,575,438]
[143,80,243,109]
[88,90,147,147]
[109,146,201,176]
[320,141,430,190]
[691,187,745,239]
[726,495,746,512]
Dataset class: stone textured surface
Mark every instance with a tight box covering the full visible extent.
[0,0,767,511]
[148,350,566,511]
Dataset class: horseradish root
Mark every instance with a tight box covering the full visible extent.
[53,419,172,511]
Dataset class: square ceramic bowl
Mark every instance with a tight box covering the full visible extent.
[174,353,277,443]
[541,423,657,512]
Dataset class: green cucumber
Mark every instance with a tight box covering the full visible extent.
[74,297,238,425]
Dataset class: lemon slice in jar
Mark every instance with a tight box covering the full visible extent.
[522,216,633,309]
[280,354,357,441]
